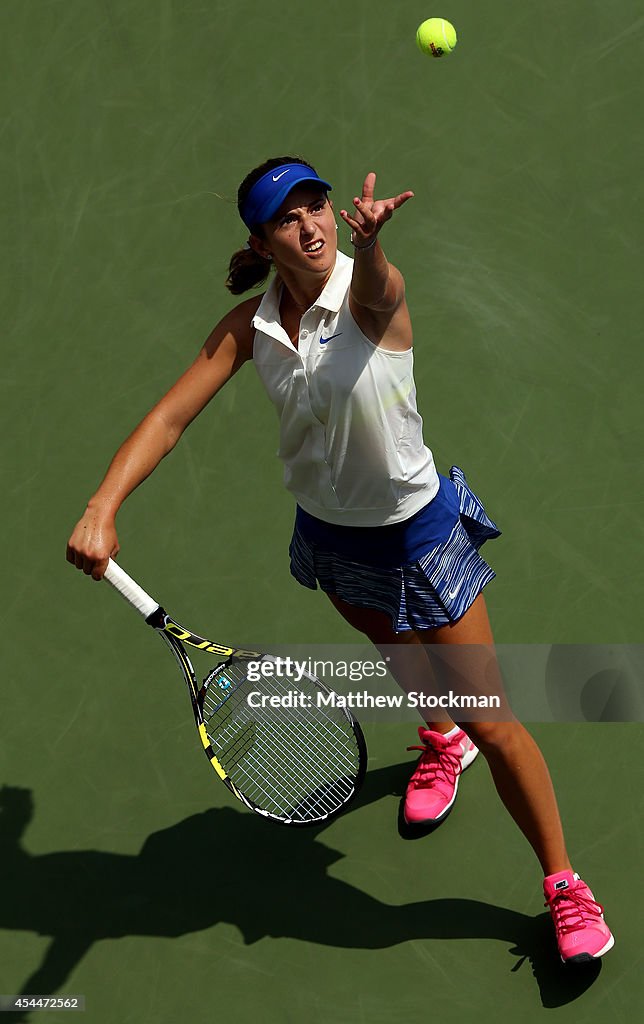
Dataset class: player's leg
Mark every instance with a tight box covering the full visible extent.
[327,591,614,961]
[424,594,613,960]
[418,593,570,875]
[329,590,568,867]
[326,595,453,733]
[327,594,479,825]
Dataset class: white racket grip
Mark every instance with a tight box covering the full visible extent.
[104,558,159,619]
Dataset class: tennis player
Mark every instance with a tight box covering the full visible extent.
[67,157,613,964]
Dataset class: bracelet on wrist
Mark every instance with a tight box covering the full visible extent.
[351,234,378,251]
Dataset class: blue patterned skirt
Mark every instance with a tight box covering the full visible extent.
[289,466,501,632]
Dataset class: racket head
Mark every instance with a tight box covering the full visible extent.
[101,564,367,824]
[198,656,367,826]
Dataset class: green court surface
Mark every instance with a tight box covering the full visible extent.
[1,1,643,1021]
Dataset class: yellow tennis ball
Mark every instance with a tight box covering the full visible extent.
[416,18,457,58]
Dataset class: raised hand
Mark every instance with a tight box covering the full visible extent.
[340,172,414,249]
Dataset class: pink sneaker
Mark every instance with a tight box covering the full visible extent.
[544,870,615,963]
[403,727,478,826]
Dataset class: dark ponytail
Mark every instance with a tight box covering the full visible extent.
[225,154,318,295]
[225,247,271,295]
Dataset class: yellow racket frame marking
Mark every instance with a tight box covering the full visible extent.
[168,629,243,799]
[163,621,259,660]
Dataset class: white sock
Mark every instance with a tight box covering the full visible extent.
[444,725,461,740]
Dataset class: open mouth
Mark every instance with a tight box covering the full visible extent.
[303,240,325,254]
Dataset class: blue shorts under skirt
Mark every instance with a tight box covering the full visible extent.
[289,466,501,632]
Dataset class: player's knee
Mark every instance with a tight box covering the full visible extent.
[455,719,521,754]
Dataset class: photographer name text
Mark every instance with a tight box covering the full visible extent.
[246,689,500,710]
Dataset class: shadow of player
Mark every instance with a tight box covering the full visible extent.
[0,772,600,1017]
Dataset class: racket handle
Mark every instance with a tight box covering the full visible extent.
[104,558,159,619]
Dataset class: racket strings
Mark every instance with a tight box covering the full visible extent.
[218,709,357,819]
[202,662,362,822]
[217,712,355,820]
[203,679,358,798]
[204,664,360,773]
[203,664,359,773]
[204,669,360,782]
[225,734,356,822]
[215,722,353,822]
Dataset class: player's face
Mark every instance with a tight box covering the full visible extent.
[261,187,337,276]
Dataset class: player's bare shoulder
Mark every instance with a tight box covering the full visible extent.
[204,293,263,365]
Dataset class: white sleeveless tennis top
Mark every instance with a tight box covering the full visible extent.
[251,250,439,526]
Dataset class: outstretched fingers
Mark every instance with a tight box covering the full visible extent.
[339,172,414,247]
[390,190,415,210]
[361,171,377,203]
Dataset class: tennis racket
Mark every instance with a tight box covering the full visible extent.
[101,559,367,825]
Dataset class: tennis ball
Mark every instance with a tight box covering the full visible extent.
[416,18,457,58]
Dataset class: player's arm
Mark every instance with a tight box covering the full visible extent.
[67,296,260,579]
[340,172,414,349]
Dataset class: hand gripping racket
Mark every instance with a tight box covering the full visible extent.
[102,559,367,825]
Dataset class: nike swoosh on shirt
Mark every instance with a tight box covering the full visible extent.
[272,170,290,181]
[447,580,465,600]
[320,332,343,345]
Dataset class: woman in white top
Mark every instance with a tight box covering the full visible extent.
[67,156,613,964]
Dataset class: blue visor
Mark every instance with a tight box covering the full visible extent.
[240,163,333,231]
